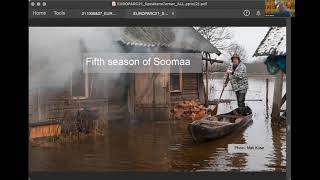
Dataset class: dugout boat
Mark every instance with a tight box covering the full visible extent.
[188,106,253,143]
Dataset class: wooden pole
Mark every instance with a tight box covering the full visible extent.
[280,93,286,107]
[129,73,136,120]
[266,78,269,119]
[38,87,41,122]
[202,57,224,64]
[271,71,283,122]
[205,59,208,107]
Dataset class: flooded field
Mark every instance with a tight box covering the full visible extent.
[29,76,287,172]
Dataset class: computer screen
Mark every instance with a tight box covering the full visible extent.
[28,1,292,180]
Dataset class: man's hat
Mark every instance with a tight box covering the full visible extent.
[231,53,241,61]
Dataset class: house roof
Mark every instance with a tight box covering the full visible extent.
[253,27,286,56]
[210,50,268,64]
[118,27,221,55]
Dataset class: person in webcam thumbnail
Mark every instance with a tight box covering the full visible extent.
[274,2,291,17]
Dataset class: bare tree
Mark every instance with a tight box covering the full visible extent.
[227,43,248,62]
[194,27,233,50]
[195,27,249,72]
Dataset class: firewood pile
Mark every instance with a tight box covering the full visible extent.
[172,100,207,121]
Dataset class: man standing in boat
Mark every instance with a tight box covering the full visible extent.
[223,53,249,114]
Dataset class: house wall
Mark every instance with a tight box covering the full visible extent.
[133,73,170,121]
[28,73,130,124]
[29,40,208,123]
[29,72,205,123]
[170,73,203,104]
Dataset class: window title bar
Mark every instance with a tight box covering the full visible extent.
[29,0,288,19]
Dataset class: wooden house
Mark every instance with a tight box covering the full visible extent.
[253,26,286,121]
[29,27,221,130]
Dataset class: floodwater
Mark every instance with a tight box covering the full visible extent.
[29,76,287,172]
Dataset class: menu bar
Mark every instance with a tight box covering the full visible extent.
[29,1,266,19]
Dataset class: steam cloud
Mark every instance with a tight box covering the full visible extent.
[29,27,203,92]
[29,27,124,90]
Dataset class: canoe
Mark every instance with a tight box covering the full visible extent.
[188,107,253,143]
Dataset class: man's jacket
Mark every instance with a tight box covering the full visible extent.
[224,62,249,92]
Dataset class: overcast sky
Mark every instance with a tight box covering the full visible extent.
[229,27,270,62]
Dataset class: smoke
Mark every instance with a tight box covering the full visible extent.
[29,26,209,92]
[170,27,201,52]
[29,27,124,90]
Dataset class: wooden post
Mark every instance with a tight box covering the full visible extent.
[205,59,208,107]
[266,78,269,119]
[128,73,135,120]
[38,87,41,122]
[271,72,283,122]
[198,73,205,104]
[280,93,286,107]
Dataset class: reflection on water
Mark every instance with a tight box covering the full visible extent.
[29,76,286,172]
